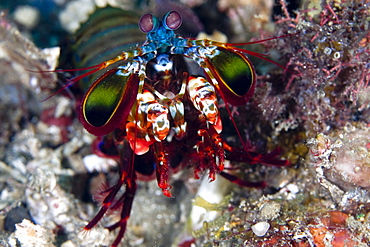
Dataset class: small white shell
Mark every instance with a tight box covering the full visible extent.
[251,221,270,237]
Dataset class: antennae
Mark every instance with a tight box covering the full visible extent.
[229,33,297,46]
[37,63,105,102]
[223,101,254,159]
[28,50,132,102]
[228,33,298,75]
[233,47,291,73]
[210,80,255,160]
[25,63,105,74]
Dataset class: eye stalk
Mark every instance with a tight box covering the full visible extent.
[139,11,182,33]
[163,10,182,30]
[139,13,159,33]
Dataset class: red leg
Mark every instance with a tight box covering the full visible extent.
[154,142,172,197]
[221,143,289,188]
[84,138,137,247]
[219,171,266,188]
[224,142,289,167]
[107,176,136,247]
[84,182,124,231]
[193,127,225,181]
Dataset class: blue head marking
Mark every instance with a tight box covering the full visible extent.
[146,21,176,46]
[139,11,182,49]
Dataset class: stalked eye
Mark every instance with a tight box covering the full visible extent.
[163,10,182,30]
[139,13,158,33]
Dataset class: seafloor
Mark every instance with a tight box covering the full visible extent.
[0,0,369,246]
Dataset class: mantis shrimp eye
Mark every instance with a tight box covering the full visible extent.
[163,10,182,30]
[139,13,158,33]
